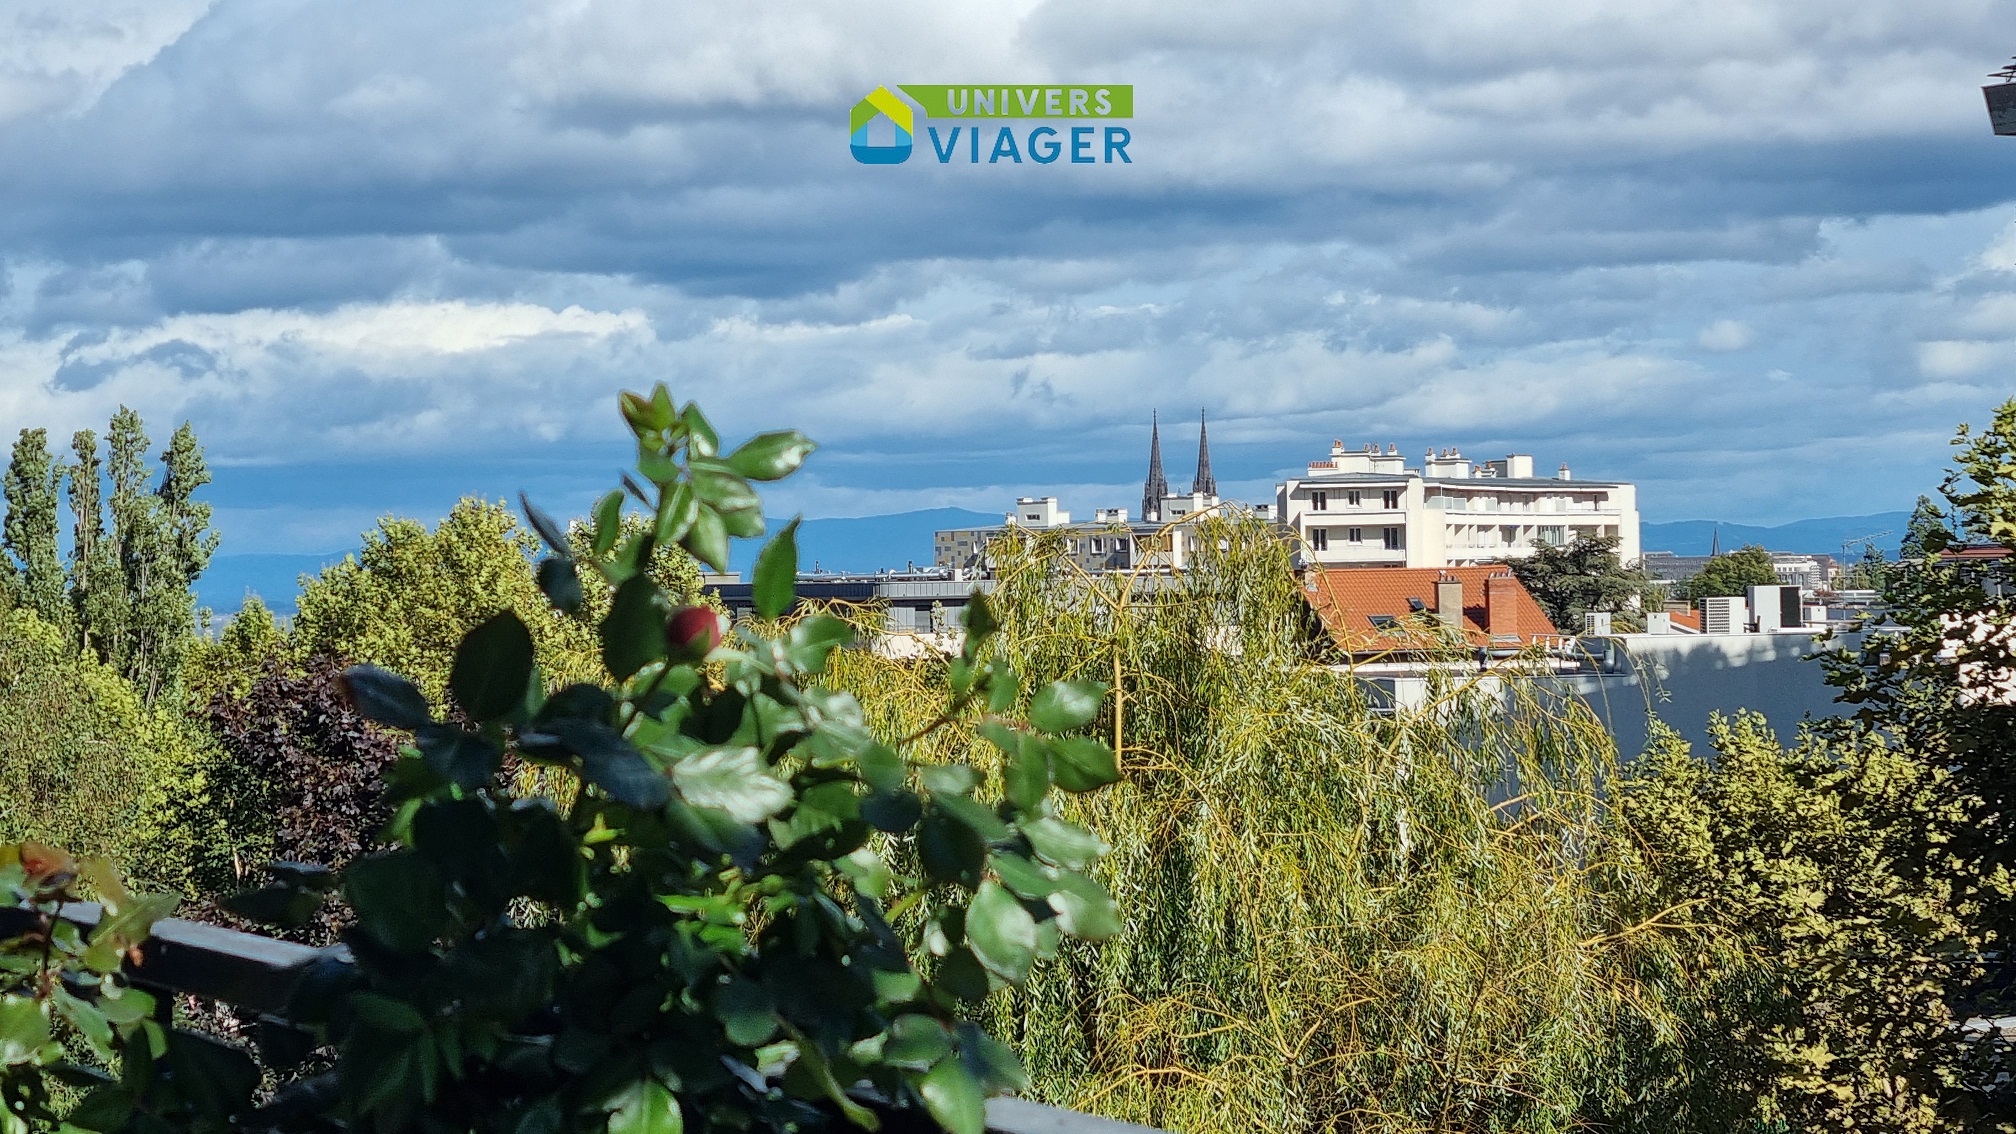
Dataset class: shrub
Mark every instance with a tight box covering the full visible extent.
[0,388,1127,1134]
[0,609,232,897]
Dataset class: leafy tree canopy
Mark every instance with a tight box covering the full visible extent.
[1680,544,1778,602]
[1504,533,1652,631]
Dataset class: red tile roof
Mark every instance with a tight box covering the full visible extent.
[1303,565,1560,653]
[1940,544,2012,561]
[1666,608,1701,631]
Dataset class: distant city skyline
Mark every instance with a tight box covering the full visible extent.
[1,1,2011,564]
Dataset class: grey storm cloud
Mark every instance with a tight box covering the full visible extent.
[0,0,2012,552]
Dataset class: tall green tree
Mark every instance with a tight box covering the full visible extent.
[1680,544,1778,601]
[1504,532,1652,630]
[69,408,221,705]
[1899,493,1948,561]
[65,428,121,655]
[1820,398,2016,1122]
[3,429,66,627]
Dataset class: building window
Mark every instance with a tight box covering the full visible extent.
[1538,525,1564,546]
[1311,490,1328,511]
[1382,489,1400,509]
[1310,528,1329,552]
[1090,537,1103,552]
[1348,527,1362,543]
[1368,614,1401,634]
[1346,490,1361,507]
[1383,527,1402,550]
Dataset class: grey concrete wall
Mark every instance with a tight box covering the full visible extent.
[1542,631,1861,758]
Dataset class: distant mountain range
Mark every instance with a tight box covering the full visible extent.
[195,508,1002,616]
[196,507,1913,616]
[1639,512,1911,558]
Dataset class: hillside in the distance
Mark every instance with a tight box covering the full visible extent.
[1639,512,1910,558]
[197,507,1919,617]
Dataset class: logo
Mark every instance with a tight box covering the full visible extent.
[849,86,915,165]
[850,85,1134,166]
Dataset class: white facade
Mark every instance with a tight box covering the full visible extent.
[1276,443,1640,570]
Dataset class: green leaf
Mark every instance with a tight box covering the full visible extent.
[601,575,667,680]
[718,504,766,539]
[451,610,535,722]
[751,518,800,619]
[714,979,776,1047]
[671,747,792,823]
[1028,680,1105,734]
[691,465,759,515]
[965,881,1038,983]
[546,719,670,809]
[349,992,427,1034]
[1002,734,1050,810]
[520,492,573,556]
[654,482,699,546]
[608,1078,684,1134]
[0,995,49,1066]
[341,665,432,730]
[882,1015,952,1071]
[958,1023,1030,1094]
[1048,872,1122,939]
[344,852,448,954]
[1022,816,1107,871]
[591,490,626,555]
[918,811,985,887]
[784,615,853,673]
[918,1055,986,1134]
[723,430,816,481]
[861,790,921,833]
[681,403,719,457]
[684,506,730,572]
[990,853,1062,900]
[416,724,501,790]
[962,593,998,655]
[537,556,583,614]
[221,881,324,929]
[1048,736,1120,793]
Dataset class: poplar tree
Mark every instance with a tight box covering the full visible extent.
[66,428,123,655]
[3,428,67,628]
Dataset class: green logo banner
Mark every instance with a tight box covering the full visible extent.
[897,85,1133,119]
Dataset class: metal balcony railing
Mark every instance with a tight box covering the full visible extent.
[0,902,1164,1134]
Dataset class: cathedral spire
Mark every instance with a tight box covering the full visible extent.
[1192,408,1217,497]
[1142,412,1169,522]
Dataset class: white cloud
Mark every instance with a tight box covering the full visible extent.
[1697,319,1754,351]
[0,0,2011,550]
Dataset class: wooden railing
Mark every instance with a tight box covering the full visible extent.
[0,903,1163,1134]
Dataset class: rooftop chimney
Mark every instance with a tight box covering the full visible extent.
[1485,573,1522,638]
[1435,578,1464,631]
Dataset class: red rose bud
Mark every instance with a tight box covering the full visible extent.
[18,840,77,887]
[666,606,724,663]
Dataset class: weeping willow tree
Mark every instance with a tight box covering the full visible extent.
[828,516,1694,1134]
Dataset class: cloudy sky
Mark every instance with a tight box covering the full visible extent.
[3,0,2014,563]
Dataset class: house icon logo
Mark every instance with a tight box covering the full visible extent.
[849,86,913,164]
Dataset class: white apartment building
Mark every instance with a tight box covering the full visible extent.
[1276,443,1640,569]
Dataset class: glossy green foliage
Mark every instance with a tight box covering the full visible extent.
[0,843,185,1134]
[3,389,1119,1134]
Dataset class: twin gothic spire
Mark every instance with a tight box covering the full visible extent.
[1141,409,1215,521]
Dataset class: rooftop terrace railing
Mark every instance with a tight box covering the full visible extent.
[0,903,1164,1134]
